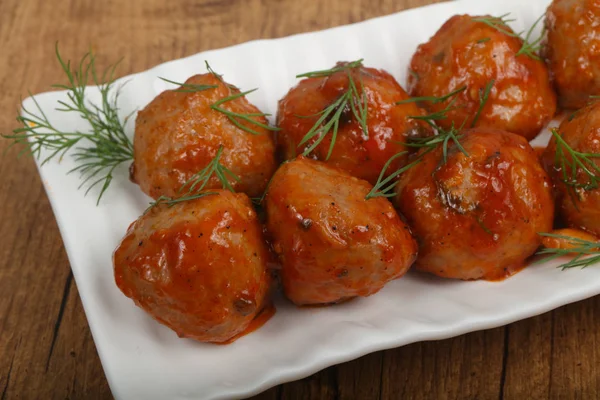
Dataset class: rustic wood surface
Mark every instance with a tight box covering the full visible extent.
[0,0,598,399]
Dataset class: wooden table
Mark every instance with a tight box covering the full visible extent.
[1,0,599,398]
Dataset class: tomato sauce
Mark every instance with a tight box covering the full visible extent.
[218,304,276,345]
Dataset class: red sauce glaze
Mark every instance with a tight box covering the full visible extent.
[408,14,557,141]
[133,73,277,199]
[532,146,546,159]
[217,304,276,345]
[277,63,433,185]
[541,101,600,236]
[265,157,418,305]
[486,262,528,282]
[542,0,600,109]
[113,191,272,343]
[533,146,547,161]
[395,129,554,281]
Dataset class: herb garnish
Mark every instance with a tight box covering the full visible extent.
[472,79,495,127]
[366,80,495,200]
[3,44,134,205]
[210,89,278,136]
[295,60,368,160]
[296,59,364,78]
[397,86,467,108]
[405,124,468,163]
[472,13,545,60]
[551,129,600,191]
[149,145,237,208]
[161,63,279,136]
[365,152,419,199]
[159,77,217,93]
[537,233,600,269]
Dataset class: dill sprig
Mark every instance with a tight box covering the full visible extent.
[472,79,495,127]
[366,81,498,200]
[296,60,369,160]
[473,13,516,35]
[516,14,545,59]
[149,192,218,208]
[2,44,134,205]
[296,59,364,78]
[537,233,600,269]
[397,86,467,107]
[205,62,279,135]
[551,129,600,191]
[396,86,466,131]
[179,145,239,194]
[404,96,463,127]
[210,89,279,136]
[366,123,469,199]
[149,145,237,208]
[396,84,472,161]
[161,63,279,136]
[159,77,217,93]
[365,151,419,199]
[397,80,494,131]
[205,61,227,85]
[405,124,468,163]
[472,13,545,60]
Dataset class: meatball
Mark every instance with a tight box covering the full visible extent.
[277,62,433,185]
[265,157,418,305]
[542,0,600,109]
[133,73,277,199]
[113,190,272,343]
[541,102,600,235]
[395,129,554,280]
[408,14,557,141]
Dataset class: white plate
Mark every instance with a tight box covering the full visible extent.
[24,0,600,398]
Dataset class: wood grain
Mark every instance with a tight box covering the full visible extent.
[0,0,598,399]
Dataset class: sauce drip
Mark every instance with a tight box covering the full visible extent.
[485,262,528,282]
[532,146,546,160]
[218,304,276,345]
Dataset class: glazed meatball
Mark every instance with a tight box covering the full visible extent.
[133,73,277,199]
[542,0,600,109]
[542,102,600,235]
[395,129,554,280]
[265,157,418,305]
[277,62,433,185]
[113,190,272,343]
[408,15,557,140]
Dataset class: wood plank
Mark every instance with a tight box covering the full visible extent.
[381,328,505,399]
[549,298,600,399]
[502,313,553,399]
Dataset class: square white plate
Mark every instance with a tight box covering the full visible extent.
[23,0,600,398]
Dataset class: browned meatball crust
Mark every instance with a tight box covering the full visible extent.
[395,129,554,280]
[133,73,277,199]
[265,157,417,305]
[277,62,432,185]
[542,0,600,109]
[409,14,557,140]
[542,101,600,235]
[113,191,272,343]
